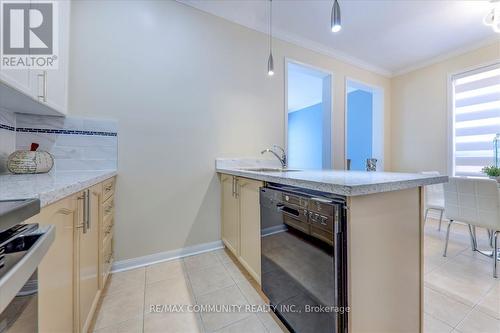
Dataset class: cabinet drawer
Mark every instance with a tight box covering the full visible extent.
[102,178,115,202]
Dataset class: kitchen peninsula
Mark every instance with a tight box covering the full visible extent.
[216,158,447,333]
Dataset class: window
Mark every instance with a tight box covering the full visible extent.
[451,63,500,177]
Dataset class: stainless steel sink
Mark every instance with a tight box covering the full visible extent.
[238,167,302,172]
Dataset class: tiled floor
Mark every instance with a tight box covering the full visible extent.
[92,218,500,333]
[424,218,500,333]
[91,250,285,333]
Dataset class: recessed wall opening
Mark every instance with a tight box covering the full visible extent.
[286,61,332,169]
[345,79,384,171]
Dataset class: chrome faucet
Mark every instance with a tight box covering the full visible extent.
[261,145,287,169]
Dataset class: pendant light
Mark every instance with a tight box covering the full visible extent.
[267,0,274,76]
[331,0,341,33]
[484,1,500,33]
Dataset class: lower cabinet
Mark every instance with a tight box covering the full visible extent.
[30,177,115,333]
[221,175,263,284]
[221,175,240,255]
[77,183,102,333]
[34,195,78,333]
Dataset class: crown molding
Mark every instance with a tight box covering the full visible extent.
[392,36,500,77]
[177,0,393,78]
[178,0,499,79]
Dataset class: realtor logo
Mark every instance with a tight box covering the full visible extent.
[0,0,59,69]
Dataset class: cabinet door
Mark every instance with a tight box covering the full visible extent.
[221,175,240,256]
[77,184,101,333]
[0,69,32,96]
[32,196,77,333]
[238,179,263,284]
[30,0,70,114]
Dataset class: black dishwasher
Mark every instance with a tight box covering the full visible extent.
[260,183,348,333]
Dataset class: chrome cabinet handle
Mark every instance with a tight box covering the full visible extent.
[87,190,91,230]
[37,71,47,102]
[235,178,239,198]
[77,194,87,234]
[232,177,235,197]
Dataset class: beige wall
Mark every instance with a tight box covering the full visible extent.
[69,0,391,261]
[391,42,500,174]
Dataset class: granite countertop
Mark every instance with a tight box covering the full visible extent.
[0,170,117,207]
[216,159,447,196]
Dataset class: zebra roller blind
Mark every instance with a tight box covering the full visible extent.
[452,63,500,177]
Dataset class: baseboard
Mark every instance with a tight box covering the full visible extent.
[111,240,224,273]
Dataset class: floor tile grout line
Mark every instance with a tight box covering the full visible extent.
[453,281,500,330]
[423,284,475,312]
[211,249,264,332]
[142,267,146,333]
[425,220,500,330]
[92,269,147,332]
[182,257,210,333]
[424,311,455,331]
[222,251,273,333]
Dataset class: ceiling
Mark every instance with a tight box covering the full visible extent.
[178,0,499,77]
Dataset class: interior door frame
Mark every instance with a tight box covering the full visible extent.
[344,77,385,171]
[284,57,335,169]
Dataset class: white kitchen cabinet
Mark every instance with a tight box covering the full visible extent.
[0,69,32,96]
[0,0,70,115]
[30,0,71,114]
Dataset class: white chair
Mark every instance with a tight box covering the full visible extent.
[421,171,445,230]
[443,177,500,278]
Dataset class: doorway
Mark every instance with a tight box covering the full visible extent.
[286,61,333,169]
[345,79,384,171]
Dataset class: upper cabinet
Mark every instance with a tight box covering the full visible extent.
[0,0,71,116]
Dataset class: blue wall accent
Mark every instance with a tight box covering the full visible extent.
[347,90,373,171]
[288,103,323,169]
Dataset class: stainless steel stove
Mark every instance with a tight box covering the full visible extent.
[0,199,54,333]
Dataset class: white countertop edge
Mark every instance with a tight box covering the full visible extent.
[216,168,448,196]
[38,171,117,207]
[0,170,117,207]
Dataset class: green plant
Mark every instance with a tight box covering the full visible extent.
[482,165,500,177]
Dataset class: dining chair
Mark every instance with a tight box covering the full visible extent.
[421,171,445,230]
[443,177,500,278]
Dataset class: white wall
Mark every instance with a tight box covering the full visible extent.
[69,0,391,261]
[391,42,500,174]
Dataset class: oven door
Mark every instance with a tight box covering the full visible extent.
[0,271,38,332]
[260,187,345,333]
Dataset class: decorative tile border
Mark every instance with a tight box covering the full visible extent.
[0,123,15,131]
[16,127,117,136]
[0,122,117,136]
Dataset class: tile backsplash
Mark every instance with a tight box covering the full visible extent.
[0,110,118,174]
[0,110,16,174]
